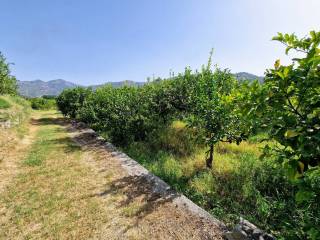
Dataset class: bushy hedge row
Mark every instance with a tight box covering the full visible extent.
[57,65,251,149]
[57,76,198,145]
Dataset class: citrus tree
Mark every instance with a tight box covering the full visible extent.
[56,87,92,118]
[262,31,320,239]
[190,55,248,168]
[264,31,320,175]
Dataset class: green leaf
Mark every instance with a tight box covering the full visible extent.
[308,228,320,240]
[283,67,290,77]
[276,71,284,79]
[285,46,292,55]
[274,59,281,69]
[284,130,299,138]
[295,190,315,203]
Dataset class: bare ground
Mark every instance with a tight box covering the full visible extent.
[0,111,225,240]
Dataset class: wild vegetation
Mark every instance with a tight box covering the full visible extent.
[0,52,17,95]
[56,31,320,239]
[0,52,30,131]
[29,95,57,110]
[0,97,11,109]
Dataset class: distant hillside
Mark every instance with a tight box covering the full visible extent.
[18,79,78,98]
[234,72,264,83]
[18,73,263,97]
[90,80,145,91]
[18,79,145,97]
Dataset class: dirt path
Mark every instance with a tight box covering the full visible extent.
[0,111,225,240]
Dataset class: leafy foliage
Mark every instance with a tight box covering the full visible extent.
[256,31,320,239]
[0,52,17,95]
[56,87,92,118]
[29,97,57,110]
[189,54,249,167]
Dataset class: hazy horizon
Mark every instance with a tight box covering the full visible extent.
[1,0,319,85]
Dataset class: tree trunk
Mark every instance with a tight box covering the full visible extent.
[206,144,214,168]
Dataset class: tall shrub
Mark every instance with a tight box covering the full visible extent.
[0,52,17,95]
[189,54,248,168]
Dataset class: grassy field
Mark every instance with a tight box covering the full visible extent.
[124,121,296,237]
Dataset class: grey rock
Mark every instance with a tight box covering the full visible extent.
[252,229,263,239]
[263,233,276,240]
[242,224,253,234]
[225,218,276,240]
[224,230,248,240]
[241,218,258,230]
[234,224,244,233]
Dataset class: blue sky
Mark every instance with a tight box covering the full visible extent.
[0,0,319,85]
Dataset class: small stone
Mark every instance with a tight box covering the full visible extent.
[224,231,248,240]
[242,219,258,230]
[234,224,243,232]
[263,233,276,240]
[252,229,263,239]
[242,224,253,234]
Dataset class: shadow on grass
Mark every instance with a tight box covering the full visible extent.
[92,174,178,218]
[30,117,80,153]
[65,123,185,223]
[31,117,69,126]
[44,137,82,153]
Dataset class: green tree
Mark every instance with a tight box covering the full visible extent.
[0,52,17,95]
[263,31,320,174]
[56,87,92,118]
[190,54,248,168]
[261,31,320,239]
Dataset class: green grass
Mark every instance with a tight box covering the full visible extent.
[124,121,298,238]
[2,95,31,137]
[23,124,58,166]
[0,97,11,109]
[0,95,31,140]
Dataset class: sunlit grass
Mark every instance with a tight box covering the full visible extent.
[0,97,11,109]
[0,112,108,239]
[124,120,293,236]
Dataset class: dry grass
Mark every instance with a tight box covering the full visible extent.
[0,111,109,239]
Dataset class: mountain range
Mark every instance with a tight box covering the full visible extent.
[18,72,263,98]
[235,72,264,83]
[17,79,144,97]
